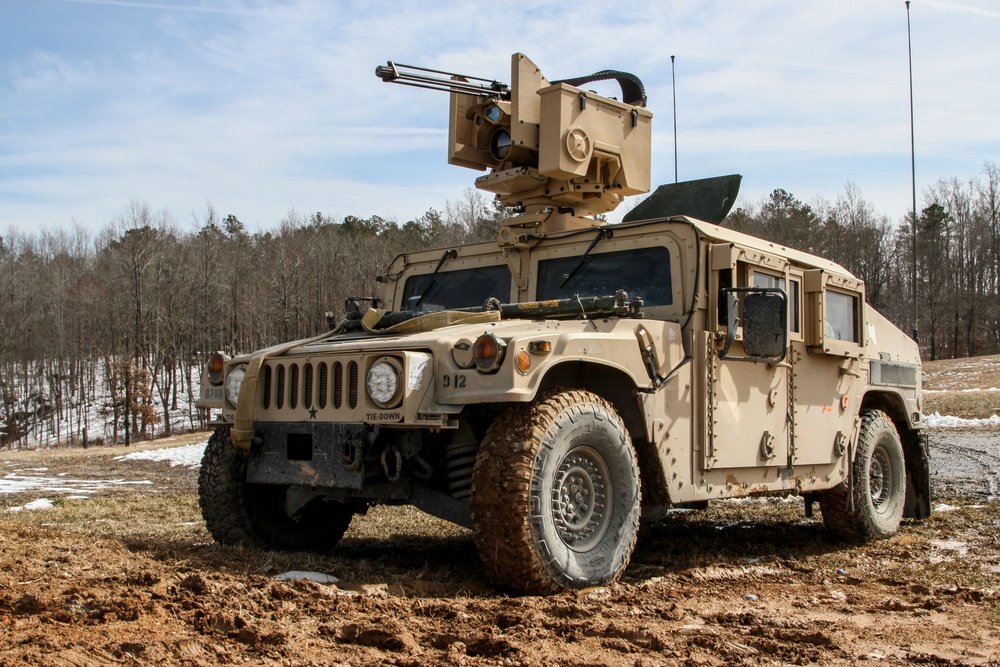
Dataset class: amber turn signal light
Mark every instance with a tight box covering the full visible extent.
[207,352,226,385]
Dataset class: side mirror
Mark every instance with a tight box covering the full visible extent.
[721,288,787,363]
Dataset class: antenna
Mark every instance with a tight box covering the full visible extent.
[906,1,918,344]
[671,55,678,184]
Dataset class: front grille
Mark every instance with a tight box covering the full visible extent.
[260,356,365,418]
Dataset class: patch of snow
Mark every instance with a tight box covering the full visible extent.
[1,472,152,495]
[923,387,1000,394]
[23,498,55,510]
[924,413,1000,429]
[7,498,56,511]
[722,495,805,505]
[115,441,208,468]
[274,571,340,584]
[933,503,961,512]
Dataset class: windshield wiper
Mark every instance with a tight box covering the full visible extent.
[560,228,612,289]
[414,248,457,308]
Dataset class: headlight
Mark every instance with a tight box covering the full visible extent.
[367,357,402,408]
[225,365,246,406]
[473,333,506,373]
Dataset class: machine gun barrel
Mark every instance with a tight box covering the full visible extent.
[375,61,510,100]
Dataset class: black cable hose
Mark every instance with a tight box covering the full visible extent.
[551,69,647,107]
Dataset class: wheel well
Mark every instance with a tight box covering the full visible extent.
[861,390,931,520]
[539,361,670,506]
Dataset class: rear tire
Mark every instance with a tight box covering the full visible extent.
[198,428,356,551]
[820,410,906,541]
[470,390,641,595]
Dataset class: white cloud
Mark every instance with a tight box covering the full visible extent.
[1,0,998,233]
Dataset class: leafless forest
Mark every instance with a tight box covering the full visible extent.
[2,163,999,448]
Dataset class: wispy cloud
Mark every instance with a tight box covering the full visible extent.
[1,0,998,233]
[52,0,251,15]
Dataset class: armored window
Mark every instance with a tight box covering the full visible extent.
[753,271,800,334]
[402,264,512,311]
[826,290,859,342]
[788,279,801,334]
[536,246,673,306]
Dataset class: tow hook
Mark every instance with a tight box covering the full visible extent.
[381,445,403,483]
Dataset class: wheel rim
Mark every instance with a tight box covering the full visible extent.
[551,446,612,552]
[869,443,892,514]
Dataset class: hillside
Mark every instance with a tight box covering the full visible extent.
[923,353,1000,421]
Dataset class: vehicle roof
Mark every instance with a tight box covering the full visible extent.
[668,216,856,279]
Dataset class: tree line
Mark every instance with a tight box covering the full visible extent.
[724,163,1000,360]
[1,164,997,447]
[0,191,503,447]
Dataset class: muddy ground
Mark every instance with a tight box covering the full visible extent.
[0,427,997,667]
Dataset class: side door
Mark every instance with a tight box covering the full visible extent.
[704,244,791,470]
[791,270,867,465]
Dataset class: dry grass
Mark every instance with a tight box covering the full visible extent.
[923,391,1000,420]
[923,353,1000,390]
[1,431,208,459]
[923,353,1000,419]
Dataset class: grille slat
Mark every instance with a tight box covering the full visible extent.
[290,363,300,409]
[276,365,286,409]
[262,365,272,409]
[349,362,359,409]
[333,362,343,409]
[304,363,313,409]
[318,363,328,409]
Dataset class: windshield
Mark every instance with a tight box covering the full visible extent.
[401,265,512,311]
[537,246,673,306]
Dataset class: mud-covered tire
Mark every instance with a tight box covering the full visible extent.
[820,410,906,541]
[198,428,355,552]
[469,390,641,595]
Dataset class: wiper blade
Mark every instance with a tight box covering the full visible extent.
[560,228,612,289]
[414,248,457,308]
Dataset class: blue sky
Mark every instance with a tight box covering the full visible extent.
[1,0,998,235]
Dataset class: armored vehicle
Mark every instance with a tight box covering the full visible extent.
[197,54,928,594]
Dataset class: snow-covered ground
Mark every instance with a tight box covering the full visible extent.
[2,439,208,512]
[115,441,208,468]
[4,406,998,514]
[924,413,1000,428]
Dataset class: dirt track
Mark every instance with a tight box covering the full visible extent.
[0,430,998,666]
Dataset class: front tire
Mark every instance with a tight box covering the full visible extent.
[820,410,907,541]
[198,428,356,551]
[470,390,641,595]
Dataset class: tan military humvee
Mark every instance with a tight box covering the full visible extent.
[197,54,928,595]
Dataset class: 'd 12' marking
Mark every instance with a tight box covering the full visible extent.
[442,374,467,389]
